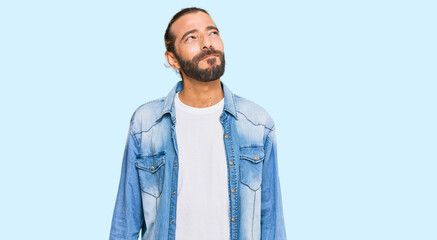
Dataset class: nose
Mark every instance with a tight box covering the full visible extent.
[201,34,212,50]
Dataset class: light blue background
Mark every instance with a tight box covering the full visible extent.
[1,0,436,239]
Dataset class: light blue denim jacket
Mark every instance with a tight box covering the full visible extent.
[110,81,286,240]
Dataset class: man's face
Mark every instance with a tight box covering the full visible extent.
[169,12,225,82]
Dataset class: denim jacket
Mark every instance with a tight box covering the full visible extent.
[109,81,286,240]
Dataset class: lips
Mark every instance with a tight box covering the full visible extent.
[201,54,218,60]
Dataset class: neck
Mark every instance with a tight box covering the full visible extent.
[178,77,224,108]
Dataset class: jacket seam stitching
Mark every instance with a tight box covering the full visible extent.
[129,129,141,148]
[236,111,274,131]
[263,127,274,149]
[252,190,256,240]
[132,120,160,136]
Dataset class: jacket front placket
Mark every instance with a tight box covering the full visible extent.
[167,108,179,240]
[220,112,240,240]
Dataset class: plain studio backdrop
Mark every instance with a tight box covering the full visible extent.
[0,0,436,239]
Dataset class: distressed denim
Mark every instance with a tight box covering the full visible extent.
[109,81,286,240]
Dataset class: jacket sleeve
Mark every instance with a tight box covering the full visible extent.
[261,127,287,239]
[109,125,145,240]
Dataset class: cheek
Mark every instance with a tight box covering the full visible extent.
[177,44,199,60]
[213,37,224,50]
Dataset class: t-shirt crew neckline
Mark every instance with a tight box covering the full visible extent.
[175,92,224,115]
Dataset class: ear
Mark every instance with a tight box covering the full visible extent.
[165,51,181,70]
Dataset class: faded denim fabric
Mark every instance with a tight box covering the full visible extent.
[109,81,286,240]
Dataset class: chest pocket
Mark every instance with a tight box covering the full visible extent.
[135,153,166,197]
[239,147,264,191]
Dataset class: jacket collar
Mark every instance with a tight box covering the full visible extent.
[159,80,238,123]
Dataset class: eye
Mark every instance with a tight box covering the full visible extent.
[186,35,196,41]
[211,31,219,35]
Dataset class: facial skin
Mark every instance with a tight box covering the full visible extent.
[165,12,225,82]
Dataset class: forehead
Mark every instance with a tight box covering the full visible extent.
[171,12,217,39]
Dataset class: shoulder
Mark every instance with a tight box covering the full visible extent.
[233,94,275,131]
[129,97,166,133]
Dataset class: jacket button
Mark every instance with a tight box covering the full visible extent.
[231,218,235,222]
[229,161,233,166]
[171,219,174,223]
[151,166,155,170]
[173,191,176,194]
[254,156,258,160]
[231,189,235,193]
[174,162,178,167]
[224,135,229,139]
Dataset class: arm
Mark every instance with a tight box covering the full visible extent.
[109,124,145,240]
[261,127,287,239]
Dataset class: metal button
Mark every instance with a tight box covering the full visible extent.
[174,162,178,167]
[254,156,258,160]
[229,161,233,166]
[225,135,229,139]
[173,191,176,194]
[232,218,235,222]
[231,189,235,193]
[171,219,174,223]
[151,166,155,170]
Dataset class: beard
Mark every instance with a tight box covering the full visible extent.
[174,48,225,82]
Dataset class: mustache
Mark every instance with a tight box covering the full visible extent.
[193,48,224,62]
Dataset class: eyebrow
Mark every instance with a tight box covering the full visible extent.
[180,26,220,41]
[206,26,219,32]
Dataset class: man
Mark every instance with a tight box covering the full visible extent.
[109,7,286,240]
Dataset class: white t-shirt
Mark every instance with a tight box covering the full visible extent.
[174,92,230,240]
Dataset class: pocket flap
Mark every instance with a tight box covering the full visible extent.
[135,153,166,173]
[239,147,264,163]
